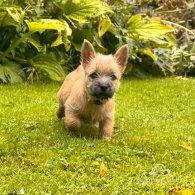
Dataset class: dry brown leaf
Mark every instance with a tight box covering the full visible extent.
[99,162,107,177]
[180,143,192,151]
[169,187,193,195]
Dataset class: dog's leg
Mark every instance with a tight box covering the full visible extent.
[99,118,114,141]
[65,110,81,132]
[57,101,65,118]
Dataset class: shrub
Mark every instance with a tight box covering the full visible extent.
[0,0,112,83]
[1,0,193,83]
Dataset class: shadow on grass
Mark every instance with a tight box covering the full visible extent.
[53,118,100,140]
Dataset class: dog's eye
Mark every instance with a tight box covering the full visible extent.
[89,72,98,79]
[110,74,117,81]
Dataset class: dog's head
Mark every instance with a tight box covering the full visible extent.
[81,39,129,105]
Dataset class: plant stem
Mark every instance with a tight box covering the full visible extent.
[162,20,195,35]
[6,54,28,65]
[157,7,194,13]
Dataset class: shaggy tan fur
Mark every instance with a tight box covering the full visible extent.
[57,39,128,140]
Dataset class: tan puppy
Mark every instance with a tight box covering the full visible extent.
[57,39,128,140]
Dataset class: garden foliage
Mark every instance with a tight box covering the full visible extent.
[0,0,194,83]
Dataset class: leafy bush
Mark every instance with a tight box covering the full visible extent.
[0,0,193,83]
[171,43,195,76]
[153,0,195,76]
[0,0,112,83]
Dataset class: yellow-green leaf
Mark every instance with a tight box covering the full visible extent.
[128,14,174,40]
[51,32,64,47]
[128,14,143,28]
[64,21,72,36]
[64,38,71,51]
[139,48,157,61]
[61,30,71,51]
[27,38,43,52]
[98,16,112,37]
[26,19,71,34]
[59,0,113,23]
[5,7,24,23]
[164,34,177,47]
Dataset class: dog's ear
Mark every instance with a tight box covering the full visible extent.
[81,39,96,66]
[114,44,129,72]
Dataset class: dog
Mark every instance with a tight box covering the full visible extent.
[57,39,128,140]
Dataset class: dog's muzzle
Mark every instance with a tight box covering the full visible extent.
[90,83,115,100]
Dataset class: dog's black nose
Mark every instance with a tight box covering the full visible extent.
[100,85,108,92]
[90,83,115,99]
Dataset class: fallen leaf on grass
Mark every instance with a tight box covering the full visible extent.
[175,76,189,80]
[99,162,107,177]
[180,143,192,151]
[169,187,193,195]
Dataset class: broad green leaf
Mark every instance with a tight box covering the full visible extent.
[5,7,24,23]
[94,35,107,52]
[98,16,112,37]
[151,37,172,46]
[55,0,113,23]
[26,19,72,35]
[0,60,24,83]
[164,34,177,47]
[61,30,71,51]
[51,32,64,47]
[64,21,72,36]
[64,39,71,51]
[139,48,158,61]
[151,34,177,47]
[128,14,143,28]
[51,31,71,51]
[127,14,174,40]
[27,37,43,52]
[0,12,17,26]
[27,19,64,31]
[72,29,94,51]
[30,54,66,81]
[0,64,8,83]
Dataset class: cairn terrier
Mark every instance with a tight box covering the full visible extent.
[57,39,128,140]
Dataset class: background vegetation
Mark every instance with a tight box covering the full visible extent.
[1,1,195,194]
[0,0,194,83]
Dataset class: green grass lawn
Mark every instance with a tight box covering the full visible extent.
[0,78,195,194]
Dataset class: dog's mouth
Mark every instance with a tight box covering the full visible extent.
[89,85,115,101]
[94,99,104,105]
[93,97,109,105]
[91,93,113,105]
[95,93,113,99]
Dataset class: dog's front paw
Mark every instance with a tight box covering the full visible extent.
[102,136,111,141]
[65,116,81,132]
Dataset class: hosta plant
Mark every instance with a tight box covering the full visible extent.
[0,0,112,83]
[0,0,179,83]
